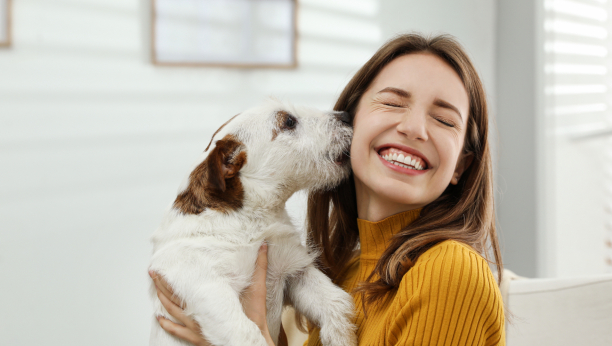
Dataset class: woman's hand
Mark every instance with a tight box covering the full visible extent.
[149,243,276,346]
[150,271,209,346]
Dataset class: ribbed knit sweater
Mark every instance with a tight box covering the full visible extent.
[305,209,505,346]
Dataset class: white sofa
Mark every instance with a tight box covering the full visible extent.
[502,270,612,345]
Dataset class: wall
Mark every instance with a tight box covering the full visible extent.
[0,0,496,345]
[495,0,542,277]
[379,0,497,103]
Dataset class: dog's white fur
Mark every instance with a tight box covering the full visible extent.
[149,99,357,346]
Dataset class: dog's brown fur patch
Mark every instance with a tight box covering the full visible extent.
[272,110,294,141]
[174,135,247,214]
[271,128,279,141]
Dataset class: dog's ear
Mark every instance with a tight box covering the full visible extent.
[174,134,247,215]
[205,136,247,192]
[205,113,240,152]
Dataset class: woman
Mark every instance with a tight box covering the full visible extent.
[150,33,505,346]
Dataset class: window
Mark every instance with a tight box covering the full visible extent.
[543,0,612,274]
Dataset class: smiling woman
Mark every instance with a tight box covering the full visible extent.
[350,53,472,218]
[153,33,505,346]
[305,34,504,345]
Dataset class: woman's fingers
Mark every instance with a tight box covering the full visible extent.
[150,244,273,345]
[153,283,209,346]
[150,271,202,337]
[149,271,184,308]
[242,242,269,330]
[157,316,211,346]
[253,242,269,299]
[155,286,201,332]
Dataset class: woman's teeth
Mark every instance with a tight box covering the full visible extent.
[381,153,425,170]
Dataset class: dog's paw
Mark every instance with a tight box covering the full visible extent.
[318,284,357,346]
[319,320,358,346]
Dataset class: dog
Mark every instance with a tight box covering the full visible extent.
[149,99,357,346]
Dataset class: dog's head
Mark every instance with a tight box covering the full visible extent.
[174,99,353,215]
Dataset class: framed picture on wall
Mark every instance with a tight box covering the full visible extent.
[151,0,297,68]
[0,0,11,47]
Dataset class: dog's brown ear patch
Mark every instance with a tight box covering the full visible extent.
[174,135,247,214]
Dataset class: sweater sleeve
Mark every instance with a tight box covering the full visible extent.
[387,241,505,346]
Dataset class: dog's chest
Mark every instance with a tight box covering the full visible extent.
[216,234,308,290]
[264,234,313,288]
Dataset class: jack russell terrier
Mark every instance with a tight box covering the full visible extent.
[149,99,357,346]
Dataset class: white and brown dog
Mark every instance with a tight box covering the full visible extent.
[149,99,357,346]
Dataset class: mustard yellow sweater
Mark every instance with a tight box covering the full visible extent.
[306,209,505,346]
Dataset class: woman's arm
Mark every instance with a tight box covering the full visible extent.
[150,243,277,346]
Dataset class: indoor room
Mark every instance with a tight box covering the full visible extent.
[1,0,610,345]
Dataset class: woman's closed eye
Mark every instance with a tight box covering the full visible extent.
[374,95,407,108]
[383,102,404,108]
[432,115,455,127]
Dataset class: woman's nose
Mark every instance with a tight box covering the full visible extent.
[395,110,428,141]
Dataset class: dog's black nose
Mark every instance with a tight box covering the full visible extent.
[335,111,351,125]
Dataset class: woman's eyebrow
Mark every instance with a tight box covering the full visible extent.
[433,98,463,120]
[377,87,411,98]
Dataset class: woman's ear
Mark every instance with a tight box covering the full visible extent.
[450,152,473,185]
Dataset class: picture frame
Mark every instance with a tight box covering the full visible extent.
[0,0,11,47]
[151,0,297,68]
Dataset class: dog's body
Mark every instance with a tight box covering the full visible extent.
[149,100,357,346]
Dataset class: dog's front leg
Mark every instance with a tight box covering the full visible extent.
[192,281,272,346]
[150,271,270,346]
[162,280,270,346]
[286,265,357,346]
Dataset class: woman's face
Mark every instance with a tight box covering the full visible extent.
[350,53,472,220]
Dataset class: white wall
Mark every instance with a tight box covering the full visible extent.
[495,0,542,278]
[0,0,496,345]
[379,0,497,102]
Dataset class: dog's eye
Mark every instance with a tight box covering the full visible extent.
[283,115,297,130]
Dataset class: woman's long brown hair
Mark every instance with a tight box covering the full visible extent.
[306,33,503,306]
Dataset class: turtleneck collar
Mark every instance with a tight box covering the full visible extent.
[357,208,422,261]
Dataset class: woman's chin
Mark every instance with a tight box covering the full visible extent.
[372,184,426,207]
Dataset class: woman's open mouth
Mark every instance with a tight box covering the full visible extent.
[374,145,431,175]
[377,147,429,170]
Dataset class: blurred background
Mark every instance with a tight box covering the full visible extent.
[1,0,611,344]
